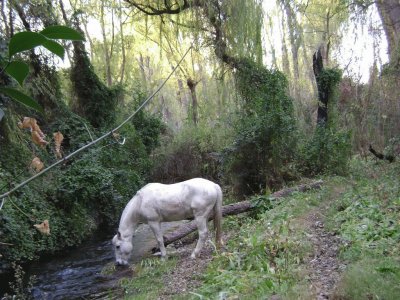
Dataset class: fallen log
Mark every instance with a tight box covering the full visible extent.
[369,145,395,162]
[160,180,323,248]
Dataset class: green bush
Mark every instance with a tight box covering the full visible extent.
[298,127,352,176]
[127,92,165,154]
[224,58,297,195]
[151,124,227,183]
[297,68,351,176]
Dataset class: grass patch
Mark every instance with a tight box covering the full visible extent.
[326,159,400,262]
[120,257,177,299]
[192,159,400,299]
[192,186,326,299]
[333,258,400,299]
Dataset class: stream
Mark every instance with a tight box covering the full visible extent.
[1,222,183,300]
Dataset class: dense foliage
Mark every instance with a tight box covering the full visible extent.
[224,58,297,195]
[70,40,121,128]
[0,83,163,268]
[298,68,352,176]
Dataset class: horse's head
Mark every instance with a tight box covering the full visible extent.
[112,231,133,266]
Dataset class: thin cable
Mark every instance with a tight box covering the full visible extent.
[0,45,192,203]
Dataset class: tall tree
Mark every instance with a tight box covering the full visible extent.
[376,0,400,67]
[124,0,263,69]
[100,0,115,86]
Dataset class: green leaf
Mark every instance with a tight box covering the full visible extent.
[4,61,29,85]
[0,87,43,113]
[42,39,65,59]
[8,32,47,58]
[0,107,4,121]
[40,25,85,41]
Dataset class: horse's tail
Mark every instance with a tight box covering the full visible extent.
[213,184,223,248]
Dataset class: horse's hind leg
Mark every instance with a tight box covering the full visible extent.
[191,216,208,259]
[148,221,167,258]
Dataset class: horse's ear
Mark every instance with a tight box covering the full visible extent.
[117,231,121,240]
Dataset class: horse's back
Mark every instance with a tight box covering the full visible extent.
[137,178,220,222]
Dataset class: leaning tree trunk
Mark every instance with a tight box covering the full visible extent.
[156,180,323,250]
[313,47,328,126]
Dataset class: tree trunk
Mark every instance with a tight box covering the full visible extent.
[1,0,10,37]
[376,0,400,63]
[282,0,300,81]
[158,180,323,249]
[100,1,113,87]
[138,53,149,93]
[280,12,291,77]
[58,0,73,63]
[313,47,328,126]
[118,0,126,85]
[187,78,199,126]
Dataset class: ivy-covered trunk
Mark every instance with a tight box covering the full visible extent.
[313,47,328,126]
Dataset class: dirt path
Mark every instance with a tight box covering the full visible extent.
[157,211,347,300]
[305,210,346,299]
[157,233,224,300]
[156,198,347,300]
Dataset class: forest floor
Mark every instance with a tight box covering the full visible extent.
[117,159,400,299]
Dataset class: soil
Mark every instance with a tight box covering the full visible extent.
[158,234,225,300]
[304,210,346,299]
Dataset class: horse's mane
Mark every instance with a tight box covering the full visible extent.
[119,193,142,233]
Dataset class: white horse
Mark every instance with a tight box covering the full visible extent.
[112,178,223,265]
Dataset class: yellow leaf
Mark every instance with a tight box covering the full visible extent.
[112,132,120,140]
[32,130,48,148]
[53,131,64,159]
[34,220,50,235]
[30,156,44,172]
[18,117,45,137]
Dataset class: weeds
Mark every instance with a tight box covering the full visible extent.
[2,262,36,300]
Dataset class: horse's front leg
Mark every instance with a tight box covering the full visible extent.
[191,216,208,259]
[148,221,167,258]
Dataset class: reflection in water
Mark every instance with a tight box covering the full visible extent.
[27,222,183,299]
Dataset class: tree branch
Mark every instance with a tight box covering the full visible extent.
[369,145,395,162]
[124,0,195,15]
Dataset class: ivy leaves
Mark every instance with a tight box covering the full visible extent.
[0,25,85,115]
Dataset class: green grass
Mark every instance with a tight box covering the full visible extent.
[191,190,324,299]
[333,258,400,300]
[120,257,177,299]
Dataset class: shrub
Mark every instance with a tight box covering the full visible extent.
[224,58,297,195]
[298,127,352,176]
[297,68,351,176]
[151,124,229,183]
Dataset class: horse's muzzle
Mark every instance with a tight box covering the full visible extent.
[115,259,128,267]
